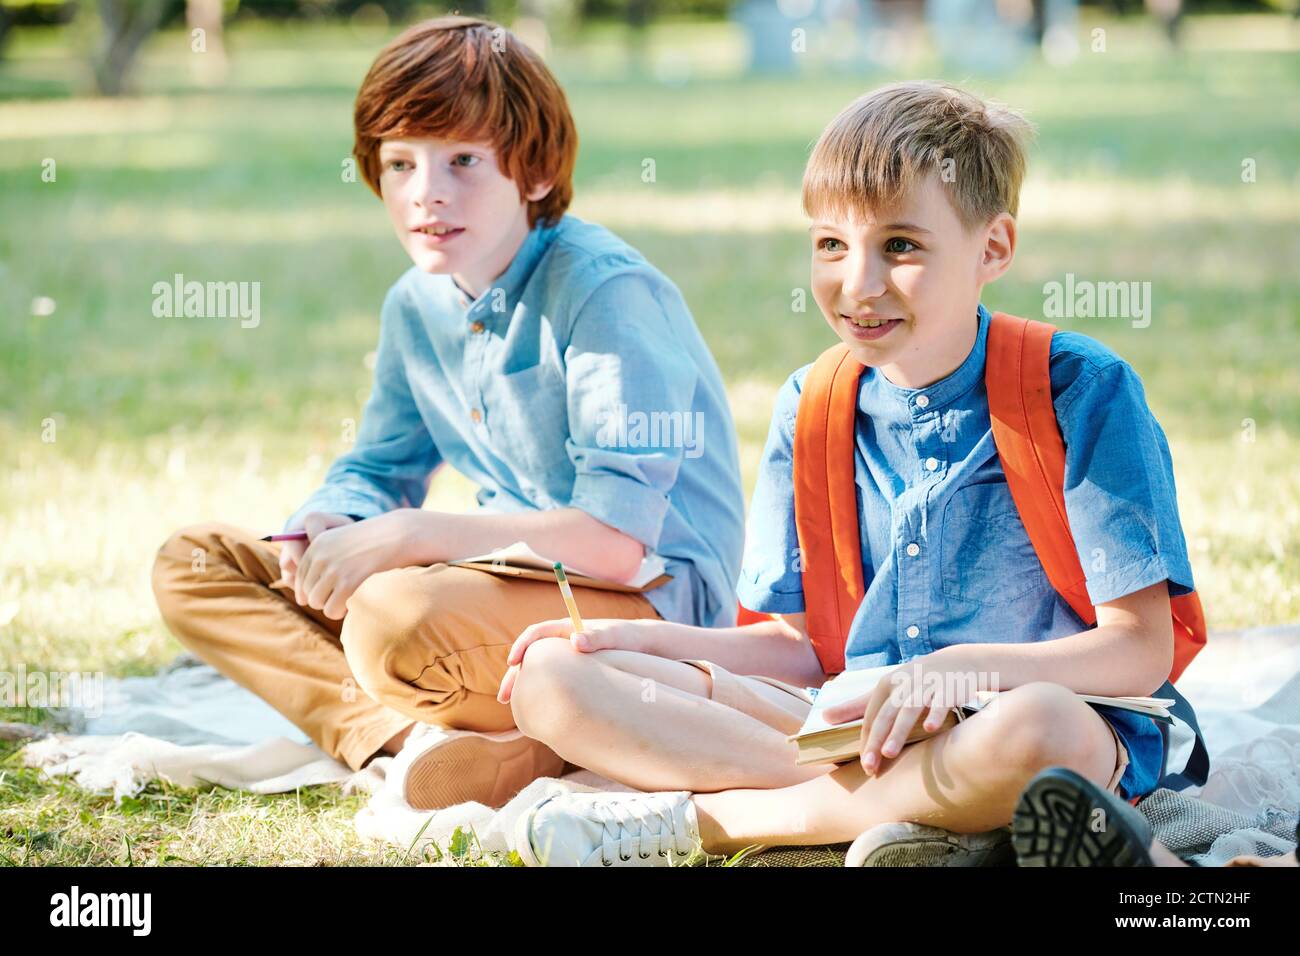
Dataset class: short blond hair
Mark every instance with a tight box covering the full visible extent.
[802,81,1036,230]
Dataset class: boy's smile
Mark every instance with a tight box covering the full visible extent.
[378,137,551,299]
[809,172,1015,389]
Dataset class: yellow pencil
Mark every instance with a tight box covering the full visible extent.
[552,562,585,635]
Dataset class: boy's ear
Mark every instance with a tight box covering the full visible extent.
[525,179,554,202]
[978,212,1016,283]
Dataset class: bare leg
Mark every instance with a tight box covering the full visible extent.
[1224,852,1298,867]
[509,639,830,791]
[691,682,1122,853]
[381,725,413,755]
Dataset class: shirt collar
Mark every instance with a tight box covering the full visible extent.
[860,303,991,416]
[454,218,559,313]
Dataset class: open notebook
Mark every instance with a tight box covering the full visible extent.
[449,541,672,593]
[789,664,1175,766]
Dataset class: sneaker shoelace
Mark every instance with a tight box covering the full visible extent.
[592,795,696,866]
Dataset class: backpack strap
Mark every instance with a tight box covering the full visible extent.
[1169,593,1208,685]
[987,314,1212,791]
[793,344,866,676]
[1152,680,1212,791]
[985,312,1098,625]
[986,311,1208,683]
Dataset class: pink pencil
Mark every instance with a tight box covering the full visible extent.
[260,531,309,542]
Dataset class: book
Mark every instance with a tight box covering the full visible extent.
[449,540,672,593]
[788,664,1176,766]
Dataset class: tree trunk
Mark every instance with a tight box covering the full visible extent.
[187,0,227,85]
[91,0,169,96]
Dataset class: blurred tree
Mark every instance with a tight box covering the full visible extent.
[187,0,226,83]
[86,0,170,94]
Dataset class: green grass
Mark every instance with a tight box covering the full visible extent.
[1,12,1298,865]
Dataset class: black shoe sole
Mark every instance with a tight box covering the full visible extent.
[1012,767,1154,867]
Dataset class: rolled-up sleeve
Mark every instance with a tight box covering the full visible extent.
[284,286,443,530]
[736,370,807,613]
[1055,358,1195,606]
[562,271,698,548]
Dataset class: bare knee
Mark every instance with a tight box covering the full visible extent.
[509,637,595,741]
[976,682,1110,779]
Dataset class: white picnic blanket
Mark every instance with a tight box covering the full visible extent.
[18,626,1300,864]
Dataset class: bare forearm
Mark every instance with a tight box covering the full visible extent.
[634,618,827,689]
[396,507,645,583]
[937,623,1172,698]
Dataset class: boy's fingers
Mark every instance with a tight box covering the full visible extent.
[507,621,568,665]
[861,703,898,773]
[497,664,519,704]
[322,585,350,621]
[306,574,334,612]
[881,706,924,758]
[294,555,311,605]
[822,693,869,724]
[924,697,948,732]
[858,721,876,773]
[571,630,600,652]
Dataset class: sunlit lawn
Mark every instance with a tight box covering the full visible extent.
[1,13,1298,864]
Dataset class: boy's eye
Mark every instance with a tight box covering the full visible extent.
[453,154,481,168]
[817,237,845,252]
[384,158,411,172]
[885,237,917,255]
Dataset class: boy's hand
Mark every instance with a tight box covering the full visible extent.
[496,618,663,705]
[821,654,972,777]
[294,509,419,620]
[278,512,355,594]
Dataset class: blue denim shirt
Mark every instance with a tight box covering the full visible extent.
[287,214,746,628]
[737,304,1197,798]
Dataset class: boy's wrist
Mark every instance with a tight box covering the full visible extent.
[633,618,693,658]
[395,508,443,566]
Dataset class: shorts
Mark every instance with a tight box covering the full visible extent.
[675,659,1135,800]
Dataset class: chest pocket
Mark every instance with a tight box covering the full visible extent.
[485,362,572,479]
[940,481,1053,607]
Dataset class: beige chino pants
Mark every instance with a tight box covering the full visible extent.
[150,522,659,771]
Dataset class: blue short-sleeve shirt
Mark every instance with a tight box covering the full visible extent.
[737,303,1196,799]
[286,214,747,629]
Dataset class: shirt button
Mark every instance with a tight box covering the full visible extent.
[470,408,482,424]
[915,394,930,409]
[906,624,920,638]
[925,457,939,471]
[469,320,485,334]
[906,542,920,557]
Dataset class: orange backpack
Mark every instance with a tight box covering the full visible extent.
[741,312,1208,683]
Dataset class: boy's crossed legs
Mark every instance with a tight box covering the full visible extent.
[509,638,1127,856]
[150,522,660,806]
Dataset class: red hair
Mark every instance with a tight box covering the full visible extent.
[353,16,578,228]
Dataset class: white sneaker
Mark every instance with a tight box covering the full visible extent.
[845,821,1014,867]
[389,724,566,811]
[514,790,721,867]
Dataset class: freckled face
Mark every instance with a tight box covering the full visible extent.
[377,138,549,297]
